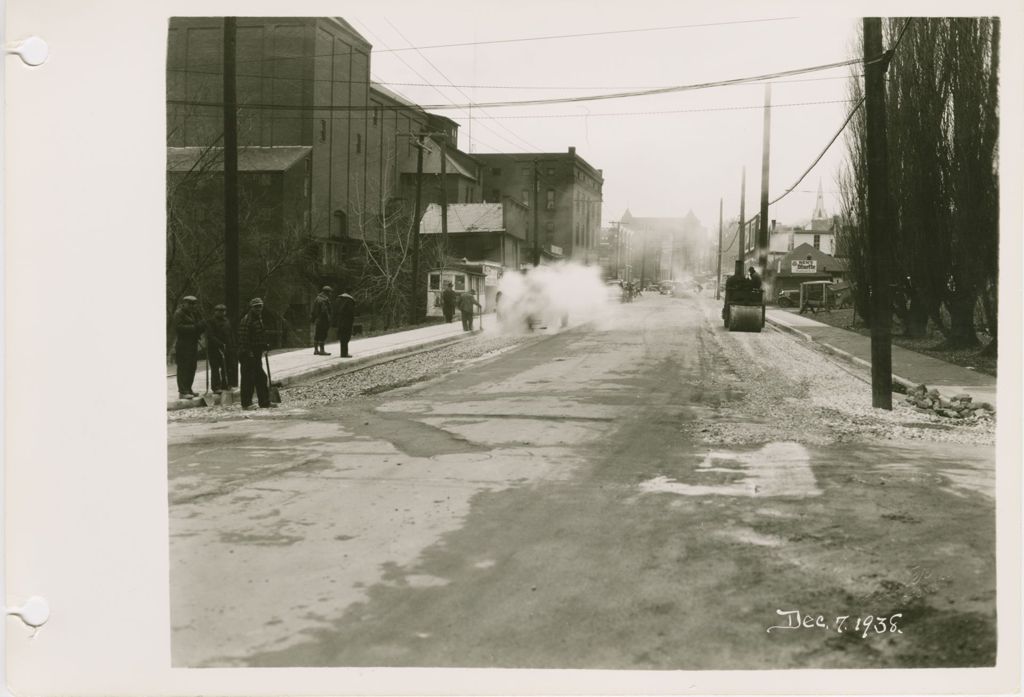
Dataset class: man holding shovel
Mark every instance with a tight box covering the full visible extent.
[172,295,204,399]
[311,285,333,356]
[205,304,233,394]
[237,297,273,410]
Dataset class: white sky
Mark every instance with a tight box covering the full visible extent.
[346,2,862,233]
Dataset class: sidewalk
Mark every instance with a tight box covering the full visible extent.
[169,318,483,408]
[765,308,996,404]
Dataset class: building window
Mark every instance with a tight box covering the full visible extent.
[547,168,555,177]
[454,275,466,291]
[491,188,501,202]
[429,273,441,291]
[321,241,340,266]
[334,209,348,238]
[356,133,362,154]
[813,234,820,249]
[522,190,529,205]
[491,167,502,176]
[372,108,379,126]
[546,189,555,209]
[319,119,327,143]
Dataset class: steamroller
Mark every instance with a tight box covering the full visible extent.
[722,285,765,332]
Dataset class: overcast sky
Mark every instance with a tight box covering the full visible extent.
[346,2,862,233]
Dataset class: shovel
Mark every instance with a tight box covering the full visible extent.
[265,351,282,404]
[201,349,217,407]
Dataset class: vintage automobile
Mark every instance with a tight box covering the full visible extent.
[777,289,801,307]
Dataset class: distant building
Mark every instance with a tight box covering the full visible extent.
[418,200,528,270]
[773,243,848,295]
[618,209,710,284]
[473,147,604,264]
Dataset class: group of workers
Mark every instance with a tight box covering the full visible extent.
[172,285,356,410]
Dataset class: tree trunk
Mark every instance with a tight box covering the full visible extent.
[942,292,980,348]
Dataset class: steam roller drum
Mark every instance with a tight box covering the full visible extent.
[728,304,763,332]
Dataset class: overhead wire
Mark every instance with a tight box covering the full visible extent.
[379,15,540,152]
[181,16,802,69]
[168,56,864,113]
[349,17,531,153]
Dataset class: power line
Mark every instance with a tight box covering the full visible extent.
[467,99,855,120]
[372,17,800,53]
[166,65,863,90]
[766,97,865,208]
[350,17,533,153]
[168,57,864,113]
[380,15,539,152]
[182,16,802,68]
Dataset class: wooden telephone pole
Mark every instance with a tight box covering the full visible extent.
[532,160,541,266]
[222,17,239,386]
[408,133,426,324]
[715,198,723,300]
[737,167,746,270]
[864,18,893,409]
[757,83,772,282]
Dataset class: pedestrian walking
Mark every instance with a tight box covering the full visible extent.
[310,285,333,355]
[237,297,273,410]
[458,289,482,331]
[173,295,205,399]
[440,281,457,323]
[205,303,233,393]
[336,288,356,358]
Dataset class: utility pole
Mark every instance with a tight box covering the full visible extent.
[222,17,239,386]
[864,18,893,409]
[532,160,540,266]
[757,83,772,284]
[716,198,723,300]
[737,167,746,268]
[639,228,647,288]
[440,135,448,265]
[409,133,426,324]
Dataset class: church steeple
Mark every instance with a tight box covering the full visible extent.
[811,179,827,222]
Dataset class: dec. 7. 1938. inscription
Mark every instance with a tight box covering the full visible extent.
[767,609,904,638]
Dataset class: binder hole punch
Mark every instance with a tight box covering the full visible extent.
[5,36,48,66]
[7,596,50,633]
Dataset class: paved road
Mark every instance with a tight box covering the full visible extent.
[168,295,995,669]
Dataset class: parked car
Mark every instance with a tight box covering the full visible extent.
[777,289,800,307]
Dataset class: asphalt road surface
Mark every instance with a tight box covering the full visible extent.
[168,294,996,669]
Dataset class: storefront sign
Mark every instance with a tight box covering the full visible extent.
[791,259,817,273]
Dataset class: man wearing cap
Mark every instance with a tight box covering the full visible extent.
[310,285,333,356]
[173,295,205,399]
[237,297,272,409]
[440,281,457,323]
[335,288,356,358]
[205,304,233,393]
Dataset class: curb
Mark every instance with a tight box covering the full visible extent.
[167,329,481,410]
[765,316,917,392]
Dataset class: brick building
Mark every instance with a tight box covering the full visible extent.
[472,148,604,264]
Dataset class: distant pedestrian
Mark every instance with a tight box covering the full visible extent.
[336,288,356,358]
[173,295,205,399]
[458,290,482,331]
[311,285,333,355]
[440,281,457,323]
[748,266,763,290]
[206,304,233,393]
[238,297,272,410]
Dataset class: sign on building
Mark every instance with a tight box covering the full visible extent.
[791,259,818,273]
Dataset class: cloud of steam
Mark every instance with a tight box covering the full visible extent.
[493,262,609,333]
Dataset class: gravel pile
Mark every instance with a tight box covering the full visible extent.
[689,326,996,447]
[168,332,539,422]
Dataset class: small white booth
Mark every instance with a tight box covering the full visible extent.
[427,261,503,317]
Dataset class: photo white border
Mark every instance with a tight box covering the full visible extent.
[4,0,1021,694]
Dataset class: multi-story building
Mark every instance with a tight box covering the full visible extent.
[473,148,604,266]
[618,209,709,285]
[167,17,484,342]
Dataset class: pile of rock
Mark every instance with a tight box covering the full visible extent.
[904,384,995,420]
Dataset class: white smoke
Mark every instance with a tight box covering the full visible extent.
[493,262,609,333]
